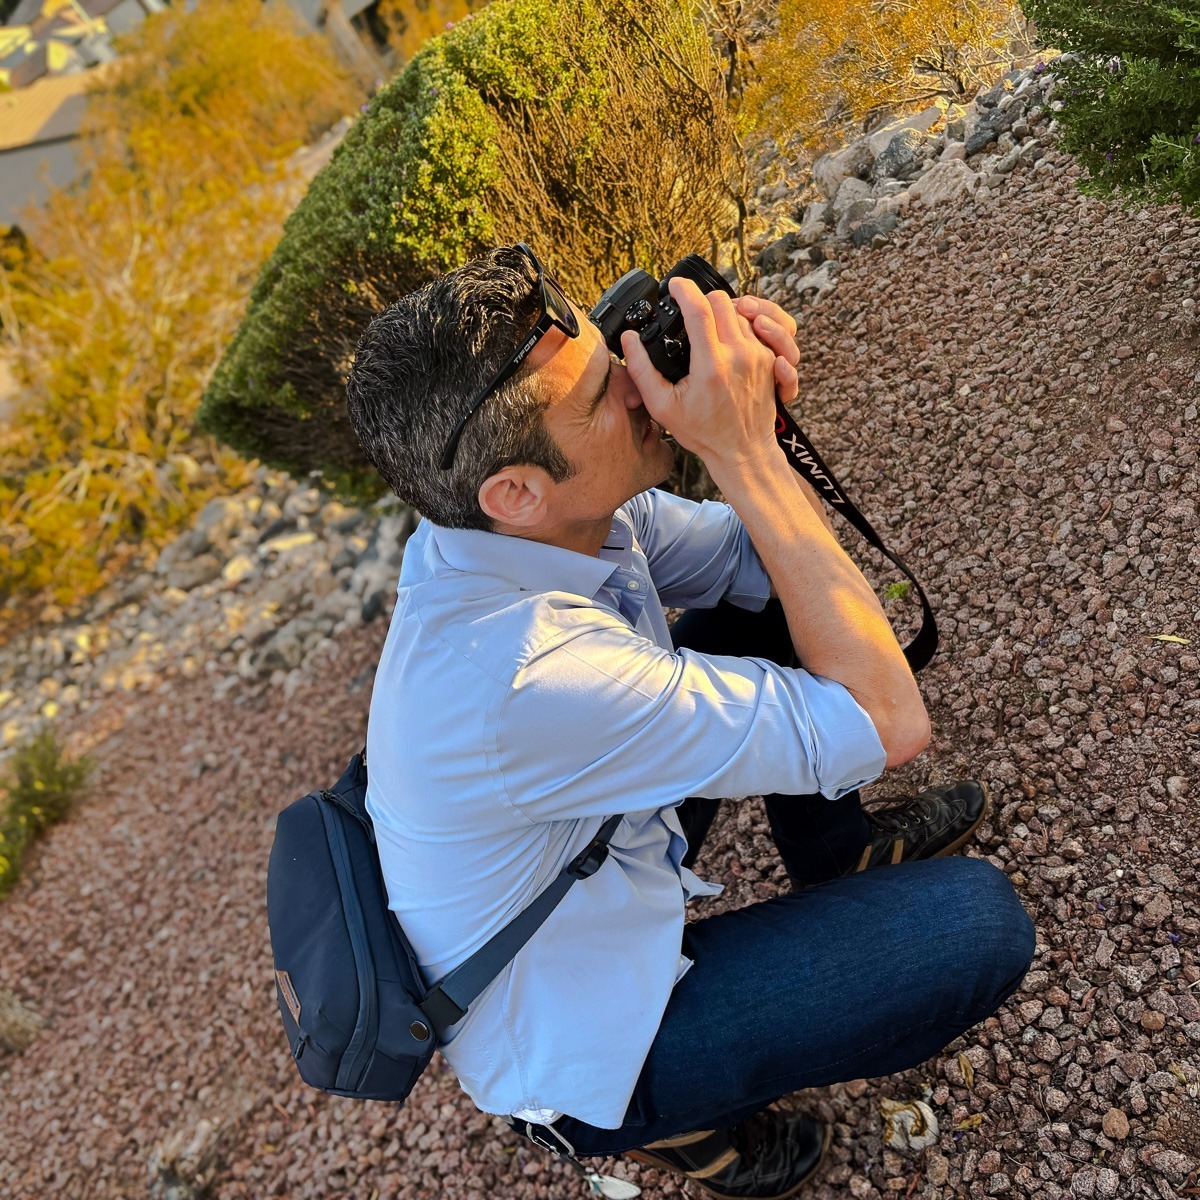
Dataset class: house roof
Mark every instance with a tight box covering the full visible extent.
[0,69,92,151]
[4,0,45,27]
[78,0,135,19]
[37,8,93,40]
[0,37,47,86]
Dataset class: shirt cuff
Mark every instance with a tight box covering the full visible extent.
[805,674,887,800]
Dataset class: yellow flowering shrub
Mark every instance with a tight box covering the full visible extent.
[741,0,1027,154]
[0,0,361,629]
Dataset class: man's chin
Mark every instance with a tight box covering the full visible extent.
[652,439,676,487]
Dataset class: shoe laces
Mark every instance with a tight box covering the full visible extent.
[866,791,941,834]
[728,1112,804,1187]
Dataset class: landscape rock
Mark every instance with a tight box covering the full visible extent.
[865,100,947,157]
[812,139,874,200]
[798,200,832,245]
[907,158,979,207]
[791,261,840,306]
[756,231,806,276]
[830,176,875,218]
[1102,1108,1130,1139]
[0,988,42,1054]
[870,129,924,183]
[165,554,224,593]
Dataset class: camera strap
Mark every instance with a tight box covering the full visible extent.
[773,402,938,672]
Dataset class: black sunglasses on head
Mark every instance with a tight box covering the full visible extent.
[439,242,580,472]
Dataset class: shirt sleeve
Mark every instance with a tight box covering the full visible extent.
[623,489,770,612]
[495,610,885,825]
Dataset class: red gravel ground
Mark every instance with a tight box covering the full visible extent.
[1,142,1198,1199]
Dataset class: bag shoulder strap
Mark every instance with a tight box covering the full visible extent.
[324,751,622,1039]
[418,813,622,1035]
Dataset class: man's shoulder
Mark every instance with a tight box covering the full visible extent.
[392,578,630,686]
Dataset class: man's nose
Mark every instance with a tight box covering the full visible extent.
[619,364,644,410]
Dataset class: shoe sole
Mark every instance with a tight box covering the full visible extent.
[930,780,992,861]
[627,1120,832,1200]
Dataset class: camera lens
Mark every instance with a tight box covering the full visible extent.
[624,299,655,330]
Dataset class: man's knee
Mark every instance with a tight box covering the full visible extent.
[935,856,1035,1017]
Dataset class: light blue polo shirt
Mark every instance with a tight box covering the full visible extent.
[365,488,885,1129]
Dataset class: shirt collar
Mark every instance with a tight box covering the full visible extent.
[430,511,633,600]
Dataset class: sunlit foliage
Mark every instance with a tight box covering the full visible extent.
[0,0,361,622]
[742,0,1027,153]
[0,728,91,899]
[378,0,491,64]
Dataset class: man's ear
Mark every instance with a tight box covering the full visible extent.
[478,464,553,529]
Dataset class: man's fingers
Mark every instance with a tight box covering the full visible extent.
[667,276,720,359]
[620,329,671,409]
[706,288,751,344]
[734,297,800,366]
[755,314,801,367]
[736,294,798,339]
[775,355,799,404]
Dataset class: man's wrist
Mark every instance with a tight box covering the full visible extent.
[705,440,788,495]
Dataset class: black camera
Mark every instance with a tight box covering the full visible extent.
[588,254,735,383]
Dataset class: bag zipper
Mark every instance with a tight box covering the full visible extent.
[319,800,379,1091]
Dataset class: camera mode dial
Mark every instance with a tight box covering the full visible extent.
[624,299,655,331]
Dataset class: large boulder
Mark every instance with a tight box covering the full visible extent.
[830,175,874,218]
[865,100,947,157]
[755,231,805,276]
[190,496,251,555]
[792,261,839,306]
[965,100,1024,156]
[797,200,831,245]
[908,158,979,207]
[943,103,969,143]
[870,129,924,183]
[834,198,877,240]
[812,139,874,200]
[849,209,900,248]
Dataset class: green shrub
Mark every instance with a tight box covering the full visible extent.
[198,0,743,488]
[1020,0,1200,211]
[0,730,92,898]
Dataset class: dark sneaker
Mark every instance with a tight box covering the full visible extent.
[625,1110,830,1199]
[850,779,990,874]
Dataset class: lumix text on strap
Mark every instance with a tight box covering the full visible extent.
[772,402,938,672]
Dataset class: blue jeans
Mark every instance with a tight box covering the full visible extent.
[541,602,1036,1157]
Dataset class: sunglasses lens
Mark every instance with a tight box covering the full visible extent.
[544,274,579,336]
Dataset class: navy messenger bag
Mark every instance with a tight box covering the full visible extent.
[266,747,621,1102]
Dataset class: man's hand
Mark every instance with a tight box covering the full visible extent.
[733,293,833,537]
[621,278,781,470]
[734,295,801,405]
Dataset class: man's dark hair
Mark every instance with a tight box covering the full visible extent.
[346,244,577,530]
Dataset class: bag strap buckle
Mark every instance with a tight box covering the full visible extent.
[566,837,610,879]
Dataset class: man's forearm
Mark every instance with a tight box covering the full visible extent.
[799,476,836,533]
[711,443,929,766]
[767,478,832,597]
